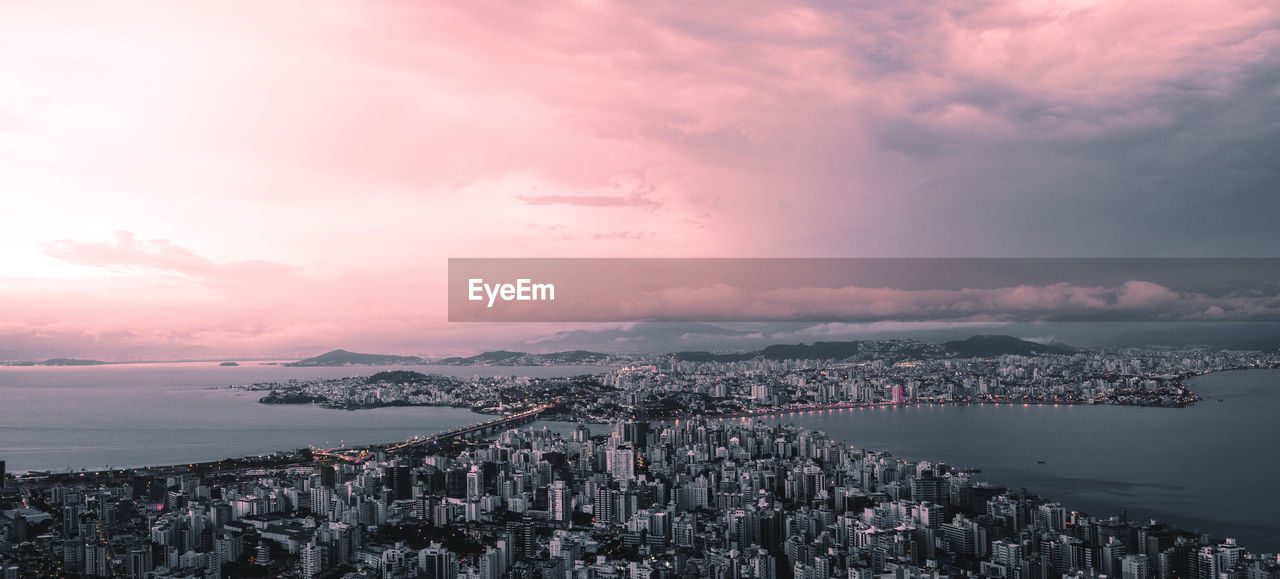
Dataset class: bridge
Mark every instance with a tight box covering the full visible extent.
[391,404,551,449]
[315,404,552,463]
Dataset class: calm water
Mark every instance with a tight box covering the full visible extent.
[756,369,1280,552]
[0,362,610,474]
[2,363,1276,551]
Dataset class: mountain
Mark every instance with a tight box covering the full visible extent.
[435,350,525,365]
[1228,335,1280,352]
[521,322,758,352]
[759,341,866,360]
[672,340,945,363]
[943,335,1074,358]
[673,351,757,363]
[365,370,435,384]
[284,349,425,367]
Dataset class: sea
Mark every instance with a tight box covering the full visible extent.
[752,368,1280,551]
[1,362,1276,551]
[0,362,608,474]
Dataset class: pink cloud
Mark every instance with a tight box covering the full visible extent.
[456,279,1280,323]
[2,1,1278,357]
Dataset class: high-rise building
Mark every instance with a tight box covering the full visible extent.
[607,447,635,480]
[126,548,152,578]
[301,541,322,578]
[388,463,413,501]
[594,488,618,526]
[419,542,458,579]
[550,480,571,523]
[466,465,483,502]
[83,542,108,576]
[991,539,1022,567]
[479,546,504,579]
[1121,554,1149,579]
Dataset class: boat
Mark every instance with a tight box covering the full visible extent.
[1037,459,1046,464]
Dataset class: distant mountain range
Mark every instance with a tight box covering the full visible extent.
[432,350,617,366]
[287,335,1075,368]
[942,335,1074,358]
[673,335,1070,362]
[284,349,425,367]
[284,348,619,367]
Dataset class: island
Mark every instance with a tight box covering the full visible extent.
[233,337,1280,423]
[38,358,107,366]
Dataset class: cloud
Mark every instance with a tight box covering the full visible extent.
[43,231,216,275]
[516,193,661,209]
[482,281,1280,323]
[42,231,297,280]
[3,1,1280,358]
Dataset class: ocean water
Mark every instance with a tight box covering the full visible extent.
[0,362,609,474]
[755,369,1280,552]
[1,362,1276,551]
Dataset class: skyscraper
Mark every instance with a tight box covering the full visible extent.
[607,446,635,480]
[466,465,483,502]
[388,463,413,501]
[419,542,457,579]
[550,480,571,523]
[301,541,322,577]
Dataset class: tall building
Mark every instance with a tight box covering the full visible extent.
[550,480,571,523]
[479,546,504,579]
[466,465,483,502]
[1121,554,1149,579]
[607,447,635,480]
[126,548,152,578]
[594,488,618,526]
[83,542,108,576]
[388,463,413,500]
[301,541,323,578]
[419,542,458,579]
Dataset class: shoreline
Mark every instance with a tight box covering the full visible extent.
[8,367,1272,478]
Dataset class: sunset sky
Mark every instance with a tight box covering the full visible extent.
[2,1,1278,359]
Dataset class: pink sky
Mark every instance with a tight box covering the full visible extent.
[2,1,1278,359]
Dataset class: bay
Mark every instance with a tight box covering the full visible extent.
[0,361,609,474]
[757,368,1280,552]
[2,362,1276,551]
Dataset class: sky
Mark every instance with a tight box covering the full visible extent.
[2,1,1279,360]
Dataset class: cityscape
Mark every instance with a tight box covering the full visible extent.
[2,342,1278,578]
[6,0,1280,578]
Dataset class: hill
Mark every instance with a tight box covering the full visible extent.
[672,340,944,363]
[284,349,425,367]
[943,335,1074,358]
[39,358,107,366]
[673,351,757,363]
[365,370,437,384]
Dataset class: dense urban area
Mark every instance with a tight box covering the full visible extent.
[240,343,1269,421]
[2,342,1279,578]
